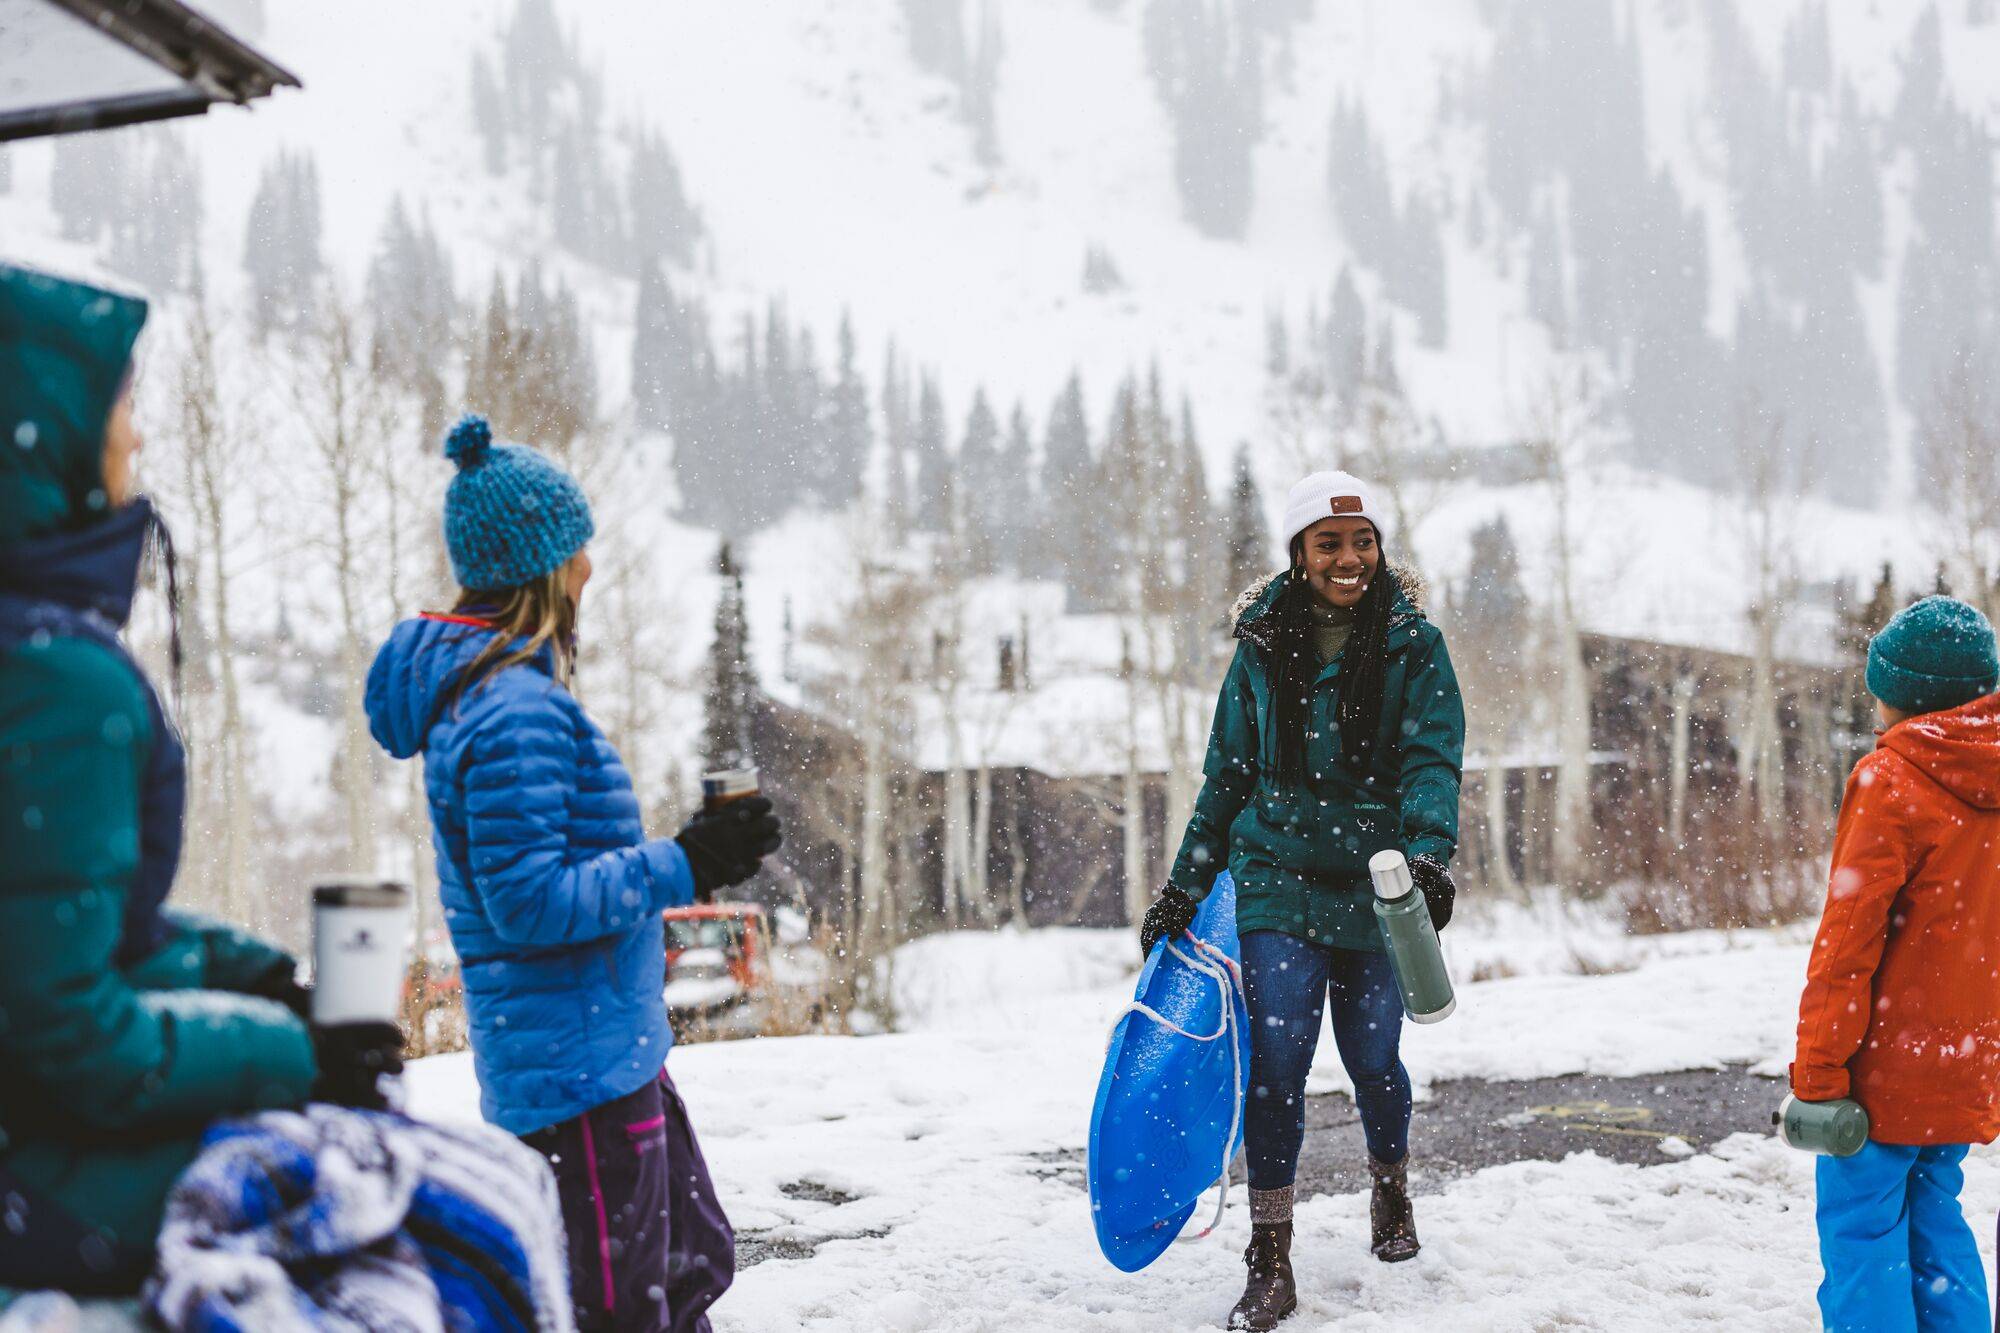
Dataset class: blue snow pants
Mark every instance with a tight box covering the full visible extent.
[1815,1140,1989,1333]
[1240,929,1411,1188]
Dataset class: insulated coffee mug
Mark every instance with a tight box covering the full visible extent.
[1774,1093,1870,1157]
[312,880,411,1026]
[702,765,761,813]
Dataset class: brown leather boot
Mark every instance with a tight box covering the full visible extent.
[1227,1222,1297,1330]
[1369,1154,1420,1262]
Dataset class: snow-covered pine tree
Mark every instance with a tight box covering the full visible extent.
[902,0,967,82]
[1223,443,1269,599]
[880,340,914,537]
[109,129,203,295]
[631,261,675,434]
[1035,369,1094,592]
[1144,0,1263,239]
[502,0,572,135]
[965,0,1003,166]
[243,148,324,336]
[470,52,507,175]
[628,127,701,270]
[1526,204,1567,347]
[1397,194,1448,348]
[367,196,459,443]
[914,372,951,532]
[1325,265,1367,413]
[463,264,598,466]
[957,388,1002,571]
[702,541,757,773]
[823,311,872,510]
[996,402,1035,572]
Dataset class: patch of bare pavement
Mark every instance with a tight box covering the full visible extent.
[1026,1066,1786,1206]
[1294,1066,1784,1198]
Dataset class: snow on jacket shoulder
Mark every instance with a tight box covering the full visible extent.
[365,616,694,1135]
[1792,692,2000,1145]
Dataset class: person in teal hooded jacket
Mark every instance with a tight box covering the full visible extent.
[1138,470,1465,1332]
[0,264,398,1296]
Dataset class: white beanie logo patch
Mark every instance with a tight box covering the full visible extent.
[1330,495,1364,516]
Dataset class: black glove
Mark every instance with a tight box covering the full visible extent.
[311,1022,405,1111]
[239,956,312,1020]
[1409,855,1455,932]
[675,796,783,902]
[1138,886,1199,959]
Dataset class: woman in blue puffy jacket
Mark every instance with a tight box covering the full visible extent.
[365,415,780,1333]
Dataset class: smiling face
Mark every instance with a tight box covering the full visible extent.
[1295,515,1380,610]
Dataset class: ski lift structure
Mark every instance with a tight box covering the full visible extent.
[0,0,298,142]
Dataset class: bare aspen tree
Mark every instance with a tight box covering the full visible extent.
[373,378,451,931]
[1736,408,1804,833]
[167,290,264,926]
[1264,353,1338,478]
[1118,627,1150,926]
[802,531,926,1027]
[1346,373,1450,574]
[1098,374,1198,922]
[289,287,396,875]
[1521,366,1603,891]
[1666,666,1696,847]
[929,489,977,931]
[1917,355,2000,623]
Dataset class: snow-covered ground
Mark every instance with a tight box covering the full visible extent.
[405,912,2000,1330]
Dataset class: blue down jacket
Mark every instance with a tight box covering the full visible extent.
[365,615,693,1135]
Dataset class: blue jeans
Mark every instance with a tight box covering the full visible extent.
[1816,1141,1989,1333]
[1240,929,1411,1189]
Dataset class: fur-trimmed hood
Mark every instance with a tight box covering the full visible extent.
[1230,560,1429,650]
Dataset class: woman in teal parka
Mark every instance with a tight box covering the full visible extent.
[0,265,397,1296]
[1139,470,1465,1332]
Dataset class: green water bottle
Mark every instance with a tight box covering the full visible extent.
[1774,1094,1870,1157]
[1369,850,1456,1024]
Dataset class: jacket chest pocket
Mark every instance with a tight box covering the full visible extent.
[1257,783,1313,835]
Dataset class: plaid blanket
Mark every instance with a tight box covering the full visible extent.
[146,1106,573,1333]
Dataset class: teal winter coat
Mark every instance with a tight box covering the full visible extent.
[1166,566,1466,951]
[0,266,315,1290]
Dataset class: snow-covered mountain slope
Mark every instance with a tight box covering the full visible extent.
[2,0,1990,688]
[6,0,1989,481]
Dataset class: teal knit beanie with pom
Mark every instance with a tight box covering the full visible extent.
[440,414,595,592]
[1867,595,1999,716]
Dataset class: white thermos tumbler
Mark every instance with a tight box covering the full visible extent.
[312,880,411,1026]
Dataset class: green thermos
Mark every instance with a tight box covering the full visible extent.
[1774,1094,1870,1157]
[1369,850,1456,1024]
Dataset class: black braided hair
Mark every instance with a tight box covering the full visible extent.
[143,502,186,728]
[1271,539,1400,788]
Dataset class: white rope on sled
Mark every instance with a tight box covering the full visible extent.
[1108,930,1247,1243]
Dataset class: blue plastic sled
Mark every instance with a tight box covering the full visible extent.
[1088,871,1252,1272]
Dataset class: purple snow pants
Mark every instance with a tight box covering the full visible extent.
[520,1070,735,1333]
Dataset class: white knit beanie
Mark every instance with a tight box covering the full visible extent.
[1280,470,1386,550]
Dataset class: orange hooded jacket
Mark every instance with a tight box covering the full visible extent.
[1791,692,2000,1144]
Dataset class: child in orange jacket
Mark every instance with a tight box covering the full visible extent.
[1791,595,2000,1333]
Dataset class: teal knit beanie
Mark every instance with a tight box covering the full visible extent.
[1866,595,1999,716]
[440,414,595,592]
